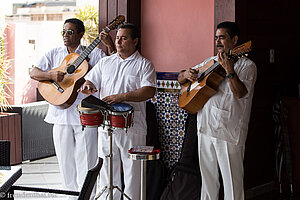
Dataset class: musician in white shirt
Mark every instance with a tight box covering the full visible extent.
[178,21,257,200]
[78,23,156,200]
[30,18,115,200]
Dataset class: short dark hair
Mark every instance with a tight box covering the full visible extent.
[118,23,140,49]
[217,21,240,38]
[118,23,140,40]
[64,18,85,34]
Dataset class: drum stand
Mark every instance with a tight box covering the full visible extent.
[95,127,131,200]
[128,149,160,200]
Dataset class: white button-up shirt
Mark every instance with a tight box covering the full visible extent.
[36,45,106,125]
[85,51,157,135]
[193,56,257,145]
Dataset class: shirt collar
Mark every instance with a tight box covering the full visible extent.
[116,50,139,61]
[64,44,83,54]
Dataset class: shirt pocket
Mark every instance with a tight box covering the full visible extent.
[126,75,141,91]
[208,105,231,131]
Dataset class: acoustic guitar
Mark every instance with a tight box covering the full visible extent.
[178,41,252,114]
[38,15,125,108]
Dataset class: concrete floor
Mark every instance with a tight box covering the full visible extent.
[13,156,67,200]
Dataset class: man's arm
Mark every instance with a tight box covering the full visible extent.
[102,86,156,104]
[30,67,66,83]
[177,68,198,85]
[217,52,248,98]
[227,73,248,98]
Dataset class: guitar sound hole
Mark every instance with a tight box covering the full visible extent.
[67,65,76,74]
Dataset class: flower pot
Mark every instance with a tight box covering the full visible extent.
[0,112,22,165]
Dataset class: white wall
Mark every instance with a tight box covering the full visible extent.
[9,0,98,104]
[14,21,64,104]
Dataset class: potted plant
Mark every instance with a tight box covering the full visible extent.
[0,23,11,112]
[0,23,22,165]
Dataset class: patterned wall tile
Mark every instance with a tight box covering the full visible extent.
[149,72,188,169]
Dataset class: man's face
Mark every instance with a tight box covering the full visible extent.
[215,28,237,54]
[62,22,83,47]
[115,28,138,58]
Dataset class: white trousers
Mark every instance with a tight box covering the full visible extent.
[97,129,146,200]
[198,134,245,200]
[53,124,98,200]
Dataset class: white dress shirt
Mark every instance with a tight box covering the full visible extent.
[85,51,157,135]
[193,56,257,145]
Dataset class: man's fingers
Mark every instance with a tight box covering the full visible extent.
[102,97,110,104]
[77,85,97,94]
[189,68,198,74]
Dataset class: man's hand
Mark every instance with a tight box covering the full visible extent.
[50,71,66,82]
[100,31,115,54]
[177,68,198,84]
[181,68,199,82]
[217,52,235,74]
[102,94,125,104]
[77,80,98,95]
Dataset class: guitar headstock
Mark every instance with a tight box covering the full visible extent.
[227,40,252,58]
[103,15,125,33]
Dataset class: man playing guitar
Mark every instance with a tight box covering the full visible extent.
[178,21,257,200]
[30,18,115,200]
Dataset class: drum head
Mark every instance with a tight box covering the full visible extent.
[112,103,133,112]
[77,103,99,112]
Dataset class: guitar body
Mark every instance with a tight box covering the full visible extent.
[178,41,253,114]
[178,65,225,114]
[38,53,88,108]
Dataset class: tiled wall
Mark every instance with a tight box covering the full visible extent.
[149,72,188,169]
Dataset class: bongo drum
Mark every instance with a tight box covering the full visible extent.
[77,103,104,128]
[107,103,134,130]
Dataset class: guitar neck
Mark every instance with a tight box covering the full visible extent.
[72,36,101,69]
[67,15,125,73]
[198,61,220,81]
[72,26,114,70]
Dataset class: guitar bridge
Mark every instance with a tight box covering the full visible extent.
[50,80,64,93]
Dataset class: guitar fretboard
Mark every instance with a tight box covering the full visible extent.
[66,15,125,72]
[198,61,219,82]
[72,36,101,69]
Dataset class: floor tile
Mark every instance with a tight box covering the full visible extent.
[13,156,65,200]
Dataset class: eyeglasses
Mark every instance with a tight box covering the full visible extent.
[61,30,74,36]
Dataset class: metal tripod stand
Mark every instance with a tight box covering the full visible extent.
[95,127,131,200]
